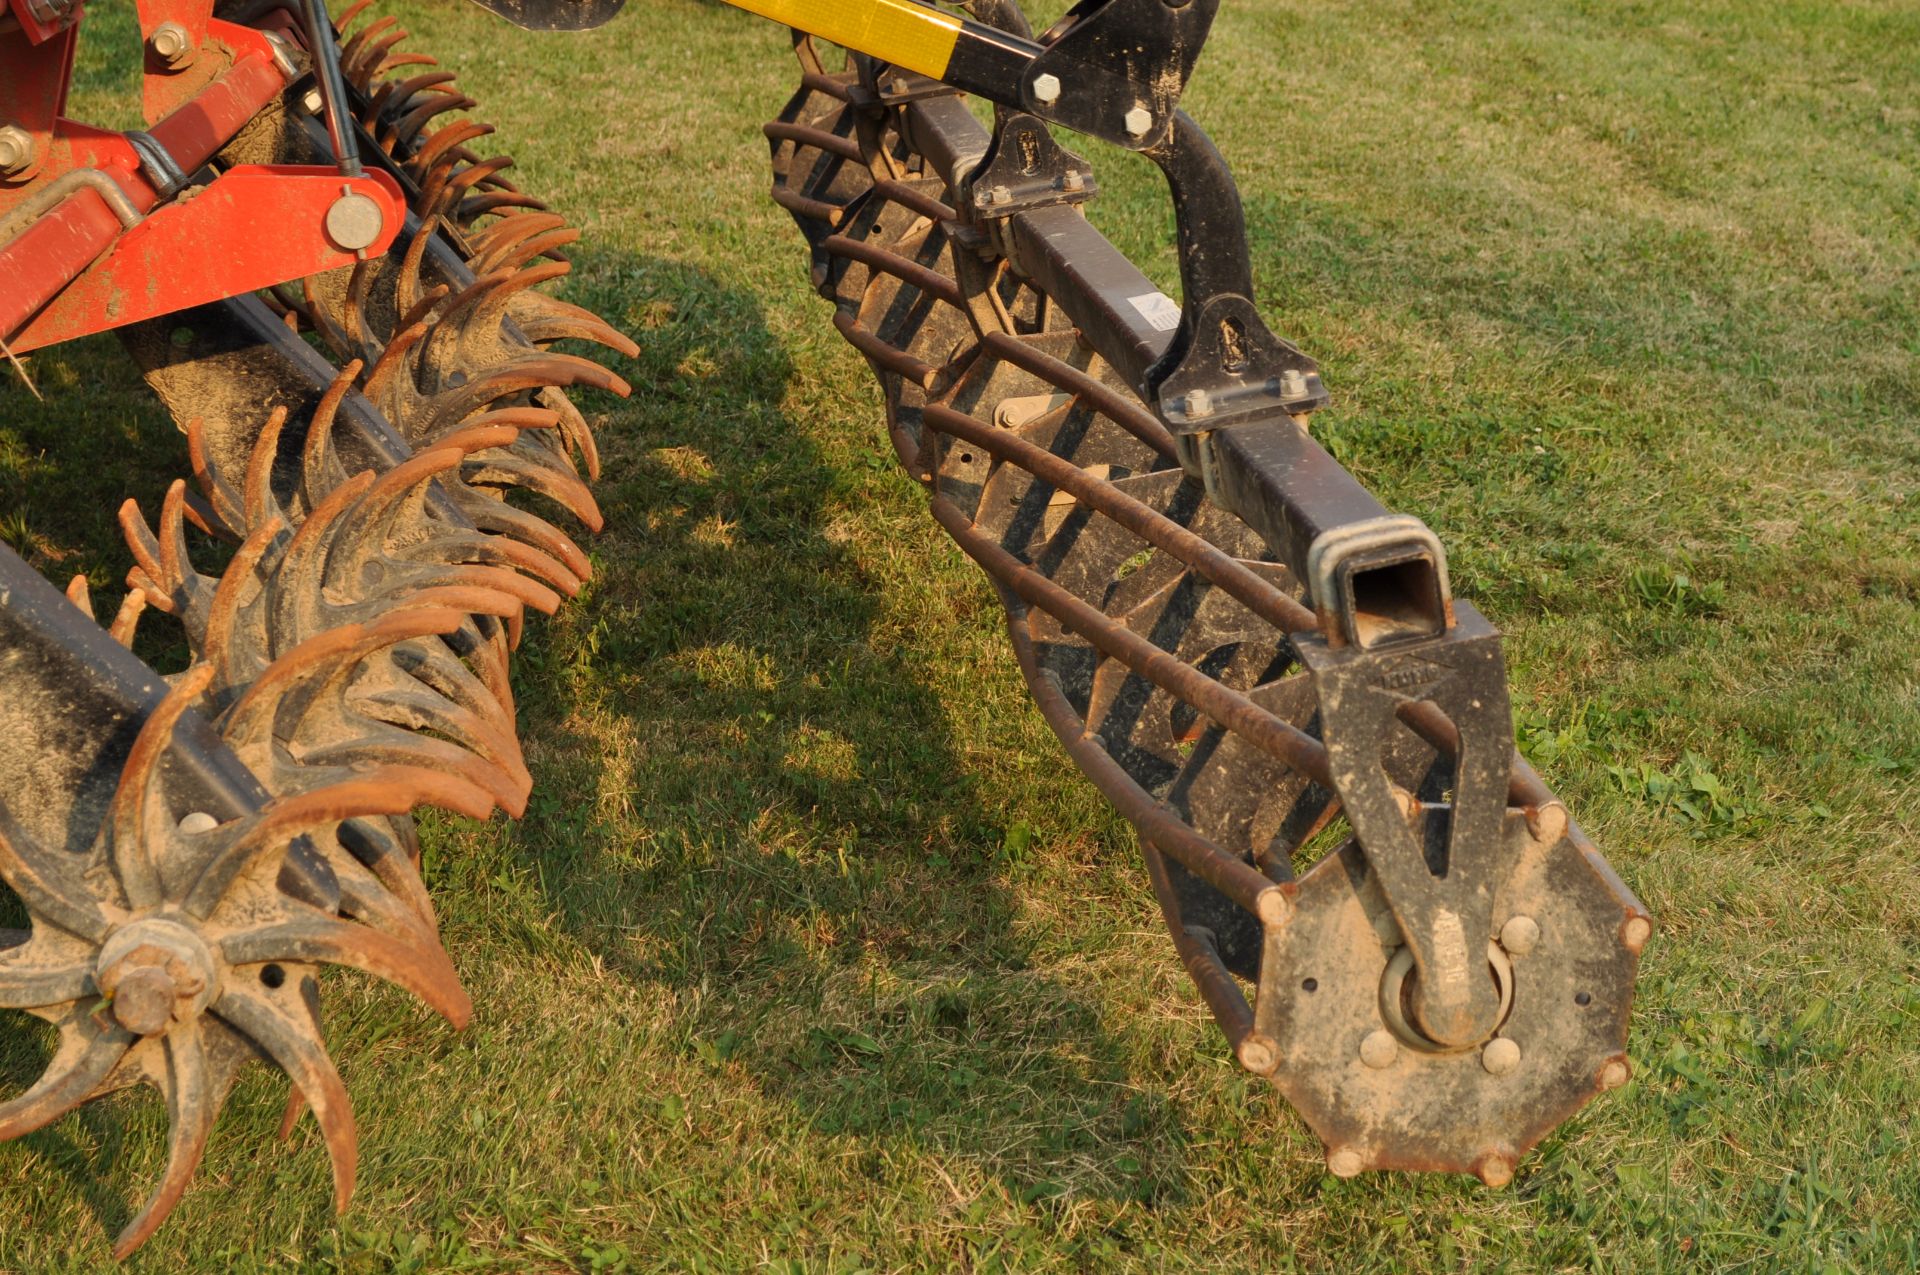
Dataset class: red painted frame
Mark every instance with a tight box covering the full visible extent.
[0,0,406,352]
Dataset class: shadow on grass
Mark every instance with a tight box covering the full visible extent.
[476,249,1200,1208]
[0,252,1200,1234]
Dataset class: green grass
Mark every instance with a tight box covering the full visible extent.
[3,0,1919,1269]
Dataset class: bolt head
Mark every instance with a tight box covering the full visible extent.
[1481,1036,1522,1076]
[177,811,219,835]
[0,125,35,178]
[1326,1147,1365,1179]
[1061,169,1084,192]
[1279,368,1309,400]
[1499,914,1541,956]
[1476,1152,1516,1188]
[1237,1034,1278,1074]
[1182,389,1212,419]
[1123,105,1154,139]
[1622,915,1652,952]
[988,184,1011,206]
[1359,1029,1399,1070]
[1596,1058,1632,1091]
[149,21,194,68]
[1031,72,1062,105]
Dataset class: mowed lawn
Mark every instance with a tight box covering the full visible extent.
[3,0,1918,1269]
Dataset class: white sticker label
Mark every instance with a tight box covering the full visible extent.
[1128,291,1182,333]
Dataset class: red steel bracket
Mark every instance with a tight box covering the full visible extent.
[4,166,404,353]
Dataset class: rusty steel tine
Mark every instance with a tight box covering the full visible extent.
[186,415,245,533]
[220,608,473,748]
[241,407,291,530]
[338,13,397,76]
[460,498,596,581]
[0,808,111,942]
[223,916,471,1027]
[413,119,494,175]
[0,1010,134,1140]
[459,446,604,536]
[110,664,217,910]
[107,589,148,648]
[210,986,358,1212]
[111,1020,214,1260]
[182,768,496,920]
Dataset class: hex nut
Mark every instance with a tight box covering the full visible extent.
[0,125,34,178]
[149,21,195,69]
[1123,105,1154,138]
[1499,914,1541,956]
[1359,1029,1399,1070]
[1031,72,1062,105]
[1481,1036,1521,1076]
[1279,368,1309,400]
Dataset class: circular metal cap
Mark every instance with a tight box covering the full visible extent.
[324,191,385,253]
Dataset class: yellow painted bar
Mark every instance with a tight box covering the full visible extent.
[720,0,963,79]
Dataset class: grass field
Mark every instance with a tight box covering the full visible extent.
[3,0,1919,1269]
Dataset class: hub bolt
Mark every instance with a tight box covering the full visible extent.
[0,125,35,179]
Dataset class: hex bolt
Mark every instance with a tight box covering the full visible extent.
[149,21,195,70]
[1279,368,1309,400]
[0,125,35,179]
[1061,169,1084,193]
[1499,914,1540,956]
[1481,1036,1521,1076]
[1596,1058,1632,1090]
[1359,1029,1399,1070]
[1123,105,1154,139]
[301,87,325,116]
[988,184,1011,207]
[1031,72,1062,105]
[1183,389,1212,419]
[1326,1147,1365,1179]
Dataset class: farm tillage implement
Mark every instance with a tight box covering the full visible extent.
[0,0,1649,1254]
